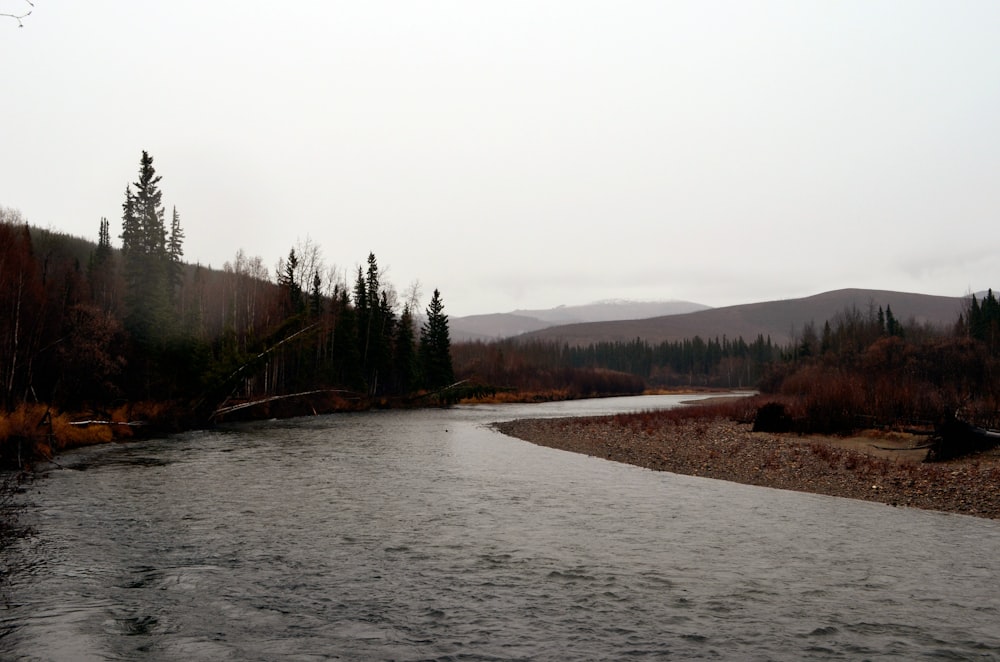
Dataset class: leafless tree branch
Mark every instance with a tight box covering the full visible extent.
[1,0,33,28]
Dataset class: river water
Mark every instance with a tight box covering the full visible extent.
[1,394,999,660]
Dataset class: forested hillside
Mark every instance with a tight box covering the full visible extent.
[453,290,1000,442]
[518,289,965,346]
[0,152,455,458]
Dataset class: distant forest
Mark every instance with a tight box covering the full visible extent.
[452,292,1000,430]
[0,152,455,429]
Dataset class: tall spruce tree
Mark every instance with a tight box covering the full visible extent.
[391,305,418,394]
[120,151,172,346]
[419,288,454,390]
[331,287,363,389]
[372,289,396,396]
[353,252,395,395]
[88,216,116,313]
[167,206,185,303]
[278,247,304,316]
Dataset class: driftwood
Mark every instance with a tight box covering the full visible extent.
[871,442,935,451]
[68,420,148,427]
[408,380,471,405]
[198,322,321,418]
[211,389,358,420]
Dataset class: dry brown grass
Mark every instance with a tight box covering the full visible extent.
[611,394,762,430]
[459,388,574,405]
[0,403,150,466]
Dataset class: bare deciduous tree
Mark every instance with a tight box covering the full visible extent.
[2,0,33,27]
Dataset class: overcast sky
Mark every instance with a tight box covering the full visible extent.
[2,1,999,316]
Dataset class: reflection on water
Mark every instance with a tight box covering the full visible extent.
[2,395,999,660]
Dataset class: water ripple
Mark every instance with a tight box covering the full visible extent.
[3,397,1000,660]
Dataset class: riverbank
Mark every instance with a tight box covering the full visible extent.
[494,416,1000,519]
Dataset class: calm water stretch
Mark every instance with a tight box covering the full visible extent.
[2,395,999,660]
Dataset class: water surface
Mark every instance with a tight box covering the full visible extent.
[2,395,998,660]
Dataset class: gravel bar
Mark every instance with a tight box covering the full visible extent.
[494,417,1000,520]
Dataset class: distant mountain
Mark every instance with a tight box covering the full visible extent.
[511,300,711,324]
[515,289,969,347]
[448,313,554,341]
[450,300,710,342]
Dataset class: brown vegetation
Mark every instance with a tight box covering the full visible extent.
[0,402,177,468]
[452,341,646,398]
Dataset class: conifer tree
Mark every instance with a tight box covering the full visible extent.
[391,305,418,394]
[419,288,454,390]
[167,206,185,301]
[885,304,902,337]
[88,216,116,313]
[310,271,323,318]
[96,216,112,258]
[278,248,304,316]
[372,289,396,395]
[331,287,363,389]
[120,151,171,346]
[354,253,394,394]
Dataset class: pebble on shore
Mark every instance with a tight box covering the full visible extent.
[494,417,1000,520]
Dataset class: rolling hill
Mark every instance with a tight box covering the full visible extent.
[450,300,710,341]
[512,289,969,347]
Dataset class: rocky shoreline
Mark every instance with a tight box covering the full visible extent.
[494,417,1000,520]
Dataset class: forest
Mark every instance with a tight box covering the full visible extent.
[0,152,456,464]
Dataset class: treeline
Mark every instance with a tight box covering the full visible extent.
[453,333,781,392]
[451,338,645,399]
[0,152,454,429]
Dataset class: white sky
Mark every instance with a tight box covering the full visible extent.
[2,1,999,316]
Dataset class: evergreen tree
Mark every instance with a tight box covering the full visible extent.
[120,151,171,346]
[968,290,999,354]
[419,288,454,390]
[278,248,304,316]
[96,216,112,258]
[885,304,902,337]
[820,320,832,355]
[87,216,116,313]
[391,305,418,394]
[309,270,323,318]
[330,287,363,389]
[133,151,167,256]
[353,253,394,394]
[120,185,139,258]
[167,206,185,301]
[353,265,369,364]
[372,289,396,395]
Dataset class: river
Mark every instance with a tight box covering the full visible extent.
[1,394,999,660]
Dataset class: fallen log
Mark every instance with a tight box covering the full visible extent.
[211,389,359,420]
[68,420,148,427]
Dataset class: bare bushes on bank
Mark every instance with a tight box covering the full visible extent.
[758,335,1000,435]
[453,341,646,400]
[608,396,761,432]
